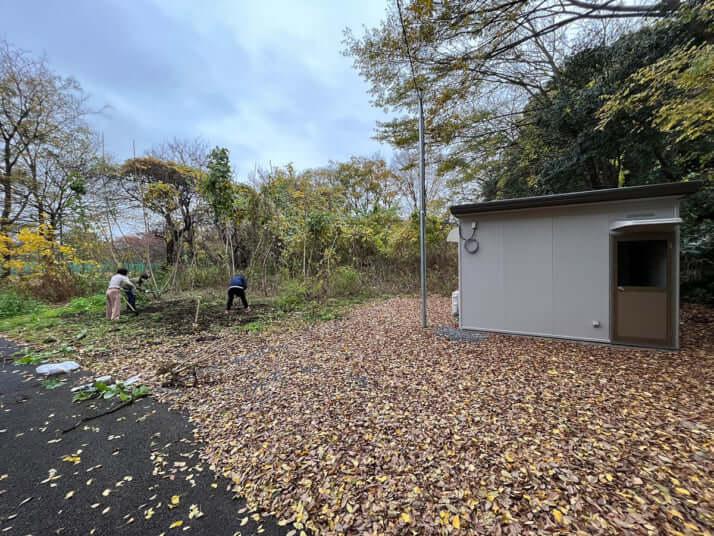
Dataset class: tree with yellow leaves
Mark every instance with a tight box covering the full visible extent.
[0,223,94,300]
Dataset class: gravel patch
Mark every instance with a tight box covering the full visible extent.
[436,325,488,342]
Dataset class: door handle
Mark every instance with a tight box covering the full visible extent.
[617,286,624,291]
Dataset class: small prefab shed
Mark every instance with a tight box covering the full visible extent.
[449,182,701,349]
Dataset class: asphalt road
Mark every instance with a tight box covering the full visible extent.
[0,339,288,536]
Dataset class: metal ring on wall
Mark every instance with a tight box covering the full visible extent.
[463,237,479,254]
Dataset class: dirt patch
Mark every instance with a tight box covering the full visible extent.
[139,299,276,335]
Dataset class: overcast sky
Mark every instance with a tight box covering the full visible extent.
[2,0,391,175]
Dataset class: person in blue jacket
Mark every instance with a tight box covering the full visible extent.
[226,274,251,314]
[125,273,150,314]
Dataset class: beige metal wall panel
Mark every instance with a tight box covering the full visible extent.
[459,219,504,329]
[552,210,610,340]
[502,216,553,334]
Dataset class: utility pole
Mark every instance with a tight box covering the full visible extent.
[397,0,427,328]
[417,89,427,328]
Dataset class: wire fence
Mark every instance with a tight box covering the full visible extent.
[68,262,159,274]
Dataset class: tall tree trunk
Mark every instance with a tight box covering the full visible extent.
[166,234,176,267]
[2,143,13,233]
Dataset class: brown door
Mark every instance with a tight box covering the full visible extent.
[612,233,673,347]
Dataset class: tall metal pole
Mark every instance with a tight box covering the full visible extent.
[418,89,427,328]
[396,0,427,328]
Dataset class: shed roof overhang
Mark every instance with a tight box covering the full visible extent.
[610,217,683,232]
[450,182,702,218]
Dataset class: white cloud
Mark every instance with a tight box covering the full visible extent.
[2,0,393,173]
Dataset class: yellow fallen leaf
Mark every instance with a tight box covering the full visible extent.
[675,487,691,496]
[400,512,411,523]
[211,483,218,488]
[101,506,110,515]
[169,520,183,528]
[668,509,684,520]
[102,489,111,497]
[240,517,249,526]
[553,509,564,524]
[62,455,81,464]
[65,490,75,499]
[252,513,260,521]
[452,515,461,529]
[145,507,155,520]
[171,495,180,505]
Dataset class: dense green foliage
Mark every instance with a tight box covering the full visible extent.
[483,3,713,198]
[0,289,45,318]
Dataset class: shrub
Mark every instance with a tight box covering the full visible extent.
[329,266,361,297]
[0,224,96,302]
[61,294,106,314]
[276,280,308,311]
[19,273,79,303]
[179,264,227,290]
[72,271,109,297]
[0,289,45,319]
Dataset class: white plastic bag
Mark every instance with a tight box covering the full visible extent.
[36,361,80,376]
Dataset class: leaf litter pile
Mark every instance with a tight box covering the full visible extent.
[96,298,714,535]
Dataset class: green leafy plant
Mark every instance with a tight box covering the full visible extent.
[41,378,65,389]
[329,266,361,297]
[276,281,308,312]
[61,294,105,314]
[72,381,149,403]
[0,289,45,319]
[13,348,60,365]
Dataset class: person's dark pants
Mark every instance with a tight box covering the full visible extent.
[226,287,248,310]
[125,289,136,311]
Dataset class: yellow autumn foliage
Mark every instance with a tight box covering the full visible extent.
[0,223,95,280]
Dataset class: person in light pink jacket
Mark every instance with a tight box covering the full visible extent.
[106,268,135,320]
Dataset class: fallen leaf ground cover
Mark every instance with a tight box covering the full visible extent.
[92,297,714,535]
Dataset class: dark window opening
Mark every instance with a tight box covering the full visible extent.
[617,240,667,287]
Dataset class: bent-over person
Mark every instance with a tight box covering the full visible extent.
[225,274,251,314]
[125,273,150,313]
[106,268,135,321]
